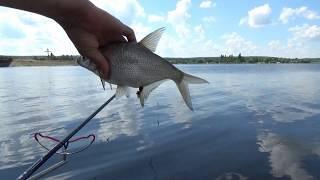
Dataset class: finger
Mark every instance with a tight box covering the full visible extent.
[98,32,127,45]
[102,33,127,44]
[117,35,127,43]
[98,34,126,52]
[81,49,110,79]
[122,25,136,42]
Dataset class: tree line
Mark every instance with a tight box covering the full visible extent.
[1,54,320,64]
[166,54,318,64]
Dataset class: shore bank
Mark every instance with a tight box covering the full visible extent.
[7,59,77,67]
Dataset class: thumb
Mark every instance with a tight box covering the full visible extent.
[82,49,110,79]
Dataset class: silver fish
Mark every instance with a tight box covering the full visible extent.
[77,27,208,110]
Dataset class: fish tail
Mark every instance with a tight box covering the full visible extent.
[175,73,209,111]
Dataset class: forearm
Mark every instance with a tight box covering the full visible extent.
[0,0,61,18]
[0,0,94,23]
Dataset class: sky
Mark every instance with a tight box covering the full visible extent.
[0,0,320,58]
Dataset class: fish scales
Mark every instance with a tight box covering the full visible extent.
[105,43,182,88]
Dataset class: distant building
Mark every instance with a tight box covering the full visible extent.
[0,56,13,67]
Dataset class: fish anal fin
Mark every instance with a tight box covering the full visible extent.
[116,86,130,98]
[139,27,165,52]
[139,80,167,107]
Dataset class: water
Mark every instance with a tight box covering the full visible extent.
[0,64,320,180]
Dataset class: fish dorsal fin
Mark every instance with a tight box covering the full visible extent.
[139,27,165,52]
[139,80,167,107]
[116,86,130,98]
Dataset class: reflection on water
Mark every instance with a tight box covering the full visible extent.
[257,132,319,180]
[97,99,143,141]
[0,65,320,179]
[216,172,248,180]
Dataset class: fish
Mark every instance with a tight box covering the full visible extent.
[77,27,208,110]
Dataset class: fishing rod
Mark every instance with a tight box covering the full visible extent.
[17,94,116,180]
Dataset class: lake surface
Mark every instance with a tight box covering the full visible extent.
[1,64,320,180]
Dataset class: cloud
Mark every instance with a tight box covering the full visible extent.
[262,24,320,58]
[289,24,320,41]
[240,4,272,28]
[268,40,282,50]
[147,14,165,23]
[202,16,215,23]
[239,17,247,26]
[282,24,320,57]
[0,22,25,39]
[156,24,215,57]
[131,0,220,58]
[124,0,196,57]
[279,7,320,24]
[157,32,220,58]
[199,0,215,9]
[1,0,319,58]
[264,38,320,58]
[167,0,192,38]
[0,0,147,56]
[90,0,145,25]
[194,25,205,41]
[0,7,78,55]
[130,22,152,41]
[155,0,222,57]
[221,32,258,55]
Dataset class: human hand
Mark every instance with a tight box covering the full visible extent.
[53,0,136,79]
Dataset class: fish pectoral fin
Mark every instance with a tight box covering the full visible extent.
[139,80,167,107]
[116,86,130,98]
[139,27,165,53]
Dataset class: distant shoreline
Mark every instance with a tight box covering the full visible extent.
[3,59,77,67]
[1,56,320,67]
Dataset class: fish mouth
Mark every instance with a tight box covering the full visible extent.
[77,57,98,73]
[76,56,89,68]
